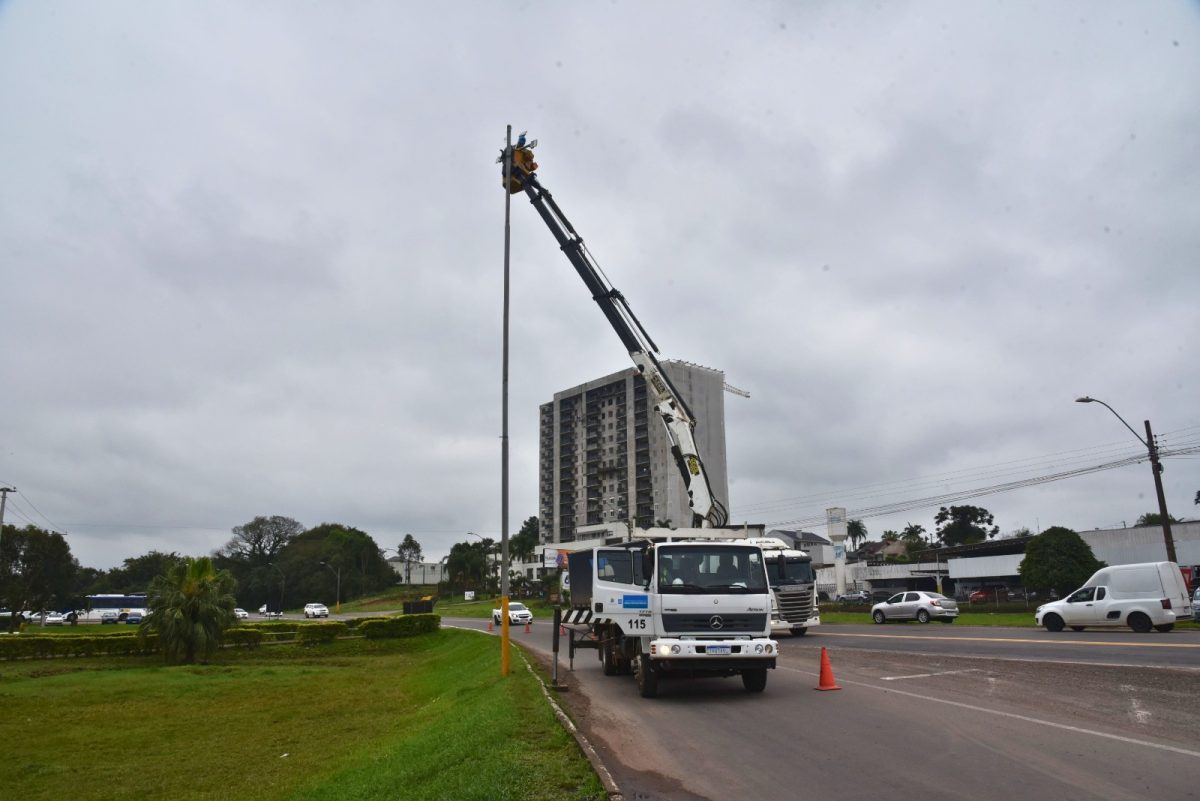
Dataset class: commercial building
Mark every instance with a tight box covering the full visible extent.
[539,360,729,544]
[815,521,1200,597]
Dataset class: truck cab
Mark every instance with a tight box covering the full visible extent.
[742,537,820,636]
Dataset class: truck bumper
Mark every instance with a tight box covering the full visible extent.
[648,637,778,669]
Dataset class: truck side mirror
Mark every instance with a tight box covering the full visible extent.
[641,550,654,585]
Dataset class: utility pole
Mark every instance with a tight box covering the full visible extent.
[0,487,14,535]
[1144,419,1177,563]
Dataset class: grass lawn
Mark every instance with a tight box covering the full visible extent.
[0,629,603,801]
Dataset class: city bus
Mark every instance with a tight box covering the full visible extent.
[82,594,149,623]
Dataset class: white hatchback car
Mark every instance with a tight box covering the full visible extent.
[233,608,249,620]
[304,603,329,619]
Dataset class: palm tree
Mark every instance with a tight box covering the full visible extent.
[847,519,867,551]
[142,556,237,664]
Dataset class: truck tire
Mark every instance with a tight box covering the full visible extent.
[601,641,617,676]
[635,654,659,698]
[742,668,767,693]
[791,627,807,636]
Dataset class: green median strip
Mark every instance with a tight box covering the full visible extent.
[0,629,604,801]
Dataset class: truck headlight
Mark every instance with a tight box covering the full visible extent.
[670,644,681,655]
[755,644,763,654]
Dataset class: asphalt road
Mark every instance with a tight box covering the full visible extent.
[449,618,1200,801]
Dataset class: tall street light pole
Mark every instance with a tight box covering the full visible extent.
[319,561,341,613]
[1075,396,1177,563]
[499,124,514,677]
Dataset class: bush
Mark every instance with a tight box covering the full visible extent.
[359,613,440,640]
[295,622,347,646]
[0,633,158,660]
[244,621,299,634]
[225,627,264,648]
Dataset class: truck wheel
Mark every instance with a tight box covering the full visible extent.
[1154,624,1174,633]
[792,627,807,637]
[601,642,617,676]
[1042,614,1064,632]
[1128,613,1152,633]
[742,668,767,693]
[635,654,659,698]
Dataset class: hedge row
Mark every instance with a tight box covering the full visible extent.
[0,633,159,660]
[359,613,440,640]
[295,621,347,645]
[224,627,265,648]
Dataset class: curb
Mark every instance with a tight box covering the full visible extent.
[447,623,623,800]
[518,650,624,801]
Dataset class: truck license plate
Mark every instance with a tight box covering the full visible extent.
[705,645,731,654]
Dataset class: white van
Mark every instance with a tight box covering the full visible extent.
[1035,562,1192,633]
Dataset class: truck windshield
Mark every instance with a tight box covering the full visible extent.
[766,556,814,585]
[657,546,768,594]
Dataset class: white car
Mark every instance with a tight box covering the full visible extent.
[304,603,329,619]
[492,602,533,626]
[1193,588,1200,619]
[43,612,65,626]
[233,608,249,620]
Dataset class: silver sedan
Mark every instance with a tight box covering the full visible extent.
[871,591,959,624]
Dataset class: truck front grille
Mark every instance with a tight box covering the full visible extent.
[777,589,816,623]
[660,613,768,635]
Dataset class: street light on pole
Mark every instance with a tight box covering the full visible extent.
[267,562,286,616]
[319,561,341,613]
[1075,396,1177,563]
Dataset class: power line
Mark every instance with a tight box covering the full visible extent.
[761,447,1199,530]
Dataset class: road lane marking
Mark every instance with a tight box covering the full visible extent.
[819,631,1200,649]
[880,668,981,681]
[780,665,1200,759]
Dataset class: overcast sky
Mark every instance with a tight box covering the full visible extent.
[2,1,1197,571]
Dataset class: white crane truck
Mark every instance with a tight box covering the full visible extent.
[506,137,777,696]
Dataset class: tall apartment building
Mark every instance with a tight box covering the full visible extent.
[539,360,729,544]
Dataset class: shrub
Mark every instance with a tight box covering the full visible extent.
[225,627,264,648]
[359,613,440,640]
[295,622,346,646]
[244,621,299,634]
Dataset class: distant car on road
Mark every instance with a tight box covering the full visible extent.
[125,612,144,624]
[872,591,959,624]
[1193,588,1200,619]
[836,590,870,603]
[303,603,329,619]
[258,604,283,619]
[493,602,533,626]
[233,608,249,620]
[100,611,119,624]
[43,612,65,626]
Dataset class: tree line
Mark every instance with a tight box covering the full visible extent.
[0,515,424,626]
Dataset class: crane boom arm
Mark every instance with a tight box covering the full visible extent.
[507,147,727,528]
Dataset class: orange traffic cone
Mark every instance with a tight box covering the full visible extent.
[487,619,494,632]
[814,646,841,691]
[524,622,531,634]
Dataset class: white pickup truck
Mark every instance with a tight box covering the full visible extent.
[492,602,533,626]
